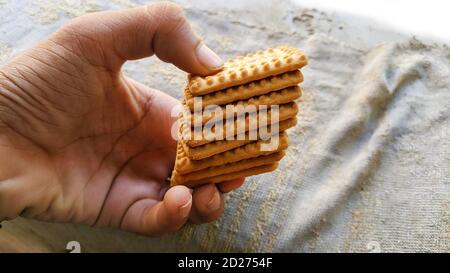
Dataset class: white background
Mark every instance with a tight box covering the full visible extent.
[294,0,450,43]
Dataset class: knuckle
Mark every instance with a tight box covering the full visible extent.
[0,183,20,220]
[156,1,184,18]
[199,210,222,223]
[148,1,187,33]
[167,224,183,234]
[156,223,182,236]
[61,14,92,32]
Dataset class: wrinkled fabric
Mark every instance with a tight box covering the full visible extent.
[0,0,448,252]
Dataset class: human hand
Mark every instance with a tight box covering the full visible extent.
[0,2,244,236]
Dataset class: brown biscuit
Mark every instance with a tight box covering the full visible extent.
[182,102,298,147]
[173,163,280,188]
[171,150,285,185]
[187,86,301,126]
[182,118,296,160]
[175,132,289,174]
[182,139,252,161]
[185,70,303,110]
[188,46,307,96]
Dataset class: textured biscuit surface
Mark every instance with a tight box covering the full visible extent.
[188,46,307,96]
[181,118,296,160]
[173,163,279,188]
[181,102,298,147]
[171,150,285,185]
[175,132,289,174]
[171,46,306,187]
[187,86,301,126]
[185,70,303,110]
[182,138,252,161]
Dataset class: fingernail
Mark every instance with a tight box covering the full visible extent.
[206,191,221,211]
[179,195,192,218]
[196,44,223,69]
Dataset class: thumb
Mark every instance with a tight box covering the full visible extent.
[56,1,223,75]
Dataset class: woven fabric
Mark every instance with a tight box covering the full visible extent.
[0,0,448,252]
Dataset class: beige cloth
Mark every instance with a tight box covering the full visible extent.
[0,0,448,252]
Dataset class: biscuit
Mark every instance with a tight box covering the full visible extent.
[188,46,307,96]
[172,163,279,187]
[175,132,289,174]
[185,70,303,110]
[171,45,307,187]
[182,118,296,160]
[171,150,285,185]
[182,102,298,147]
[187,86,301,126]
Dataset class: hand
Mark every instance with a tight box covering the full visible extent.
[0,2,244,236]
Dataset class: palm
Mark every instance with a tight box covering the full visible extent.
[1,42,179,229]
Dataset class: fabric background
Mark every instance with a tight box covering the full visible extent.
[0,0,448,252]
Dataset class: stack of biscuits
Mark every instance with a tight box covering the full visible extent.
[171,46,307,187]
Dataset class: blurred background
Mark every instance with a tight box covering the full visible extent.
[0,0,448,253]
[297,0,450,43]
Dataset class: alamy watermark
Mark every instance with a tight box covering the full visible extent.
[171,97,281,151]
[66,241,81,253]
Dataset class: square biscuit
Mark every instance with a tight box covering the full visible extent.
[181,118,296,160]
[185,86,301,126]
[185,70,303,110]
[174,131,289,175]
[188,46,307,96]
[181,102,298,147]
[172,163,279,188]
[171,150,286,186]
